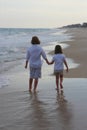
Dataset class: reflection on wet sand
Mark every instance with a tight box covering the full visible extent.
[20,89,74,130]
[56,90,73,130]
[29,92,51,130]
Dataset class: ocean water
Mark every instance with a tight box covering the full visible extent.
[0,28,75,88]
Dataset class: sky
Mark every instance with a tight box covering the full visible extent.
[0,0,87,28]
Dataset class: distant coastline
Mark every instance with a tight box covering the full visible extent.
[61,22,87,28]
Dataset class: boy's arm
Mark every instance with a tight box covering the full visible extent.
[64,59,69,72]
[45,58,49,64]
[41,49,54,65]
[45,58,54,65]
[25,60,28,68]
[25,49,30,69]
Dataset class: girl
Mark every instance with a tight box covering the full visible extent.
[25,36,49,92]
[49,45,69,91]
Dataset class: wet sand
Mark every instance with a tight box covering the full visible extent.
[0,72,87,130]
[0,28,87,130]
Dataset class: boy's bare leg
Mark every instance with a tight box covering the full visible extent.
[29,78,33,92]
[33,79,38,92]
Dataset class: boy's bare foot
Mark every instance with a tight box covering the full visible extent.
[29,89,32,92]
[33,89,36,92]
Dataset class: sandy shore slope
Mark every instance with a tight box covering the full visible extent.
[63,28,87,78]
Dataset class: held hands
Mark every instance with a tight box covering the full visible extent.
[45,59,50,65]
[45,59,54,65]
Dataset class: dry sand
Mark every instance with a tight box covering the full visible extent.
[63,28,87,78]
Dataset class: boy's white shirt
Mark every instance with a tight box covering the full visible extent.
[26,45,47,68]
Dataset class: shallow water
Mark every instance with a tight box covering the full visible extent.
[0,77,87,130]
[0,28,72,88]
[0,89,73,130]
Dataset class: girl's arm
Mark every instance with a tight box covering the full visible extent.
[64,59,69,72]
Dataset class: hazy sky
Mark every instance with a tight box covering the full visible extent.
[0,0,87,28]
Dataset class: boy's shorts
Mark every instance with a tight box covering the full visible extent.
[30,67,41,79]
[54,70,63,75]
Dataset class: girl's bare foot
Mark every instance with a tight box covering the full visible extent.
[60,83,63,89]
[56,88,59,92]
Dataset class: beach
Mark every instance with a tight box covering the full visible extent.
[63,28,87,78]
[0,28,87,130]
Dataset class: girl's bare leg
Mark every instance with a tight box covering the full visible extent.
[29,78,33,92]
[60,75,63,89]
[34,79,38,92]
[56,74,59,91]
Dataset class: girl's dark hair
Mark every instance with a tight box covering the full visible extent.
[31,36,40,44]
[55,45,63,54]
